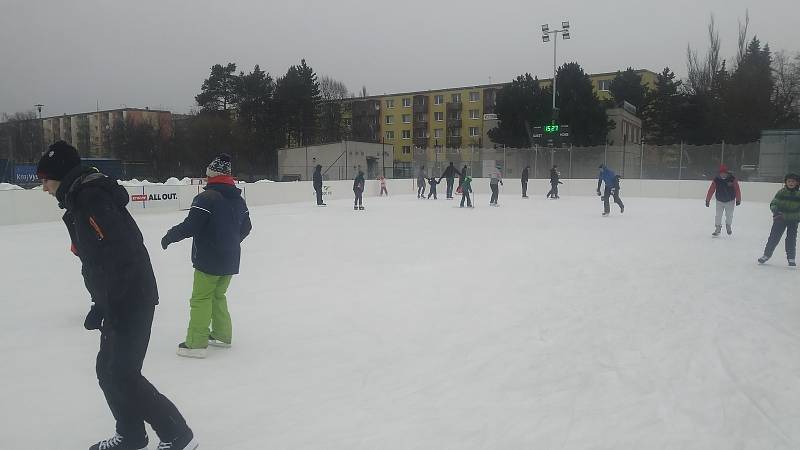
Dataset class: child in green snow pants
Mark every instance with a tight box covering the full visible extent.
[186,270,233,349]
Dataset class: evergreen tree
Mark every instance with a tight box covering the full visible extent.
[195,63,238,113]
[276,59,321,146]
[488,74,552,148]
[609,67,647,109]
[556,62,612,146]
[641,67,684,144]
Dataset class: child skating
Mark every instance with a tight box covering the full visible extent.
[547,165,563,199]
[758,173,800,266]
[705,164,742,236]
[489,166,503,206]
[460,175,474,208]
[354,170,366,210]
[379,175,388,196]
[427,177,440,200]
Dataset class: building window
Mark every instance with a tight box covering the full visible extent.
[451,93,461,103]
[385,131,395,140]
[386,99,394,108]
[469,127,480,137]
[403,98,411,107]
[469,92,480,102]
[402,130,411,139]
[402,145,411,154]
[450,128,460,137]
[385,115,394,124]
[416,129,429,138]
[434,95,444,105]
[417,113,427,122]
[402,114,411,124]
[448,111,462,120]
[434,111,444,121]
[434,128,443,138]
[469,109,480,120]
[415,96,426,106]
[598,80,611,91]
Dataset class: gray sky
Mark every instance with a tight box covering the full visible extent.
[1,0,797,118]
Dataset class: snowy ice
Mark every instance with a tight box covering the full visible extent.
[1,194,799,449]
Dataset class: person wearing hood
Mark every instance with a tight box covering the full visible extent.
[313,164,326,206]
[438,162,462,199]
[547,165,563,199]
[521,165,530,198]
[758,173,800,266]
[37,141,196,450]
[353,170,366,210]
[162,154,252,359]
[705,164,741,236]
[597,164,624,216]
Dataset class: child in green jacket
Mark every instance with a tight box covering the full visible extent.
[759,173,800,266]
[460,176,473,208]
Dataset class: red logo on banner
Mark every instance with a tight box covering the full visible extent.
[131,194,147,202]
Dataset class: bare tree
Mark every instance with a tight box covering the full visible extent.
[772,51,800,126]
[686,14,722,94]
[734,10,750,70]
[319,76,349,101]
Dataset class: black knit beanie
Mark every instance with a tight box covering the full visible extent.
[37,141,81,181]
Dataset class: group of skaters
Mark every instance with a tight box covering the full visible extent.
[37,142,251,450]
[34,140,800,450]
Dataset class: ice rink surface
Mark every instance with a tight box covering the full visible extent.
[2,193,799,449]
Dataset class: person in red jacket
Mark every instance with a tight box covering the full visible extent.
[705,164,742,236]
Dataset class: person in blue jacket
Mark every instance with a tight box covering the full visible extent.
[597,164,624,216]
[162,154,252,359]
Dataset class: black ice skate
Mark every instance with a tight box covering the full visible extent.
[726,224,732,235]
[156,428,197,450]
[89,433,148,450]
[758,255,770,264]
[789,259,796,267]
[712,226,721,237]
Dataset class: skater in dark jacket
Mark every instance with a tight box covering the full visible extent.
[460,175,474,208]
[705,164,741,236]
[354,170,366,210]
[427,177,440,199]
[439,162,462,199]
[162,154,252,358]
[547,166,563,199]
[597,164,624,216]
[37,141,196,450]
[758,173,800,266]
[313,164,325,206]
[521,165,530,198]
[458,165,469,189]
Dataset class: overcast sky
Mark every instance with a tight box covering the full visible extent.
[1,0,797,118]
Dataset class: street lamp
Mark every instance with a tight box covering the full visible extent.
[541,21,571,120]
[34,104,45,156]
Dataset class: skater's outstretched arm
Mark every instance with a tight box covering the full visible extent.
[162,191,214,246]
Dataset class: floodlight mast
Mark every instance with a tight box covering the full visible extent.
[541,21,571,120]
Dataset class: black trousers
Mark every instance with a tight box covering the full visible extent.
[97,305,188,441]
[547,182,559,198]
[603,186,624,213]
[427,188,437,199]
[490,184,499,204]
[446,178,454,198]
[315,187,323,205]
[764,219,798,260]
[460,191,472,207]
[522,181,528,197]
[417,181,425,197]
[354,189,363,206]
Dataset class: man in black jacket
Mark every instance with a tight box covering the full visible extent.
[521,165,530,198]
[312,164,326,206]
[547,165,562,199]
[162,154,252,358]
[438,162,462,199]
[38,141,196,450]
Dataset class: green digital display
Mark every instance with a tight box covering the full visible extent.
[544,124,560,134]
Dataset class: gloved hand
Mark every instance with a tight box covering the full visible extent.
[161,235,171,250]
[736,200,741,206]
[84,304,104,330]
[596,190,601,196]
[705,201,710,207]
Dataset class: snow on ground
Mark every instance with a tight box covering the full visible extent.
[1,194,799,449]
[0,183,23,190]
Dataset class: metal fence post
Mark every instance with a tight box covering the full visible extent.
[640,141,644,180]
[721,140,725,166]
[604,142,608,165]
[678,141,684,181]
[568,144,573,179]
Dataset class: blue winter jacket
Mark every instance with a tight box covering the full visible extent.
[164,182,252,276]
[597,167,617,191]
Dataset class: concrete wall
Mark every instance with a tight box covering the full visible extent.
[0,179,784,227]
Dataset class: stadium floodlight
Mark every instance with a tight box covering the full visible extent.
[563,31,570,40]
[541,19,571,118]
[562,21,570,29]
[542,34,550,43]
[541,24,549,33]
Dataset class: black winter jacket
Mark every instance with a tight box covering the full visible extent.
[353,174,365,192]
[522,168,530,183]
[441,164,461,180]
[164,182,252,276]
[550,169,561,184]
[57,166,158,325]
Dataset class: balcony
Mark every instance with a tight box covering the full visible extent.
[447,119,462,129]
[413,138,429,149]
[446,102,462,111]
[413,95,428,113]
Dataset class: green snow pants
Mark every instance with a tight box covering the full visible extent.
[185,269,233,349]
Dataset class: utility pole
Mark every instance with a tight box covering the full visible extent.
[35,104,45,156]
[541,22,570,121]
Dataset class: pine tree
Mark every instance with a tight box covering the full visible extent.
[488,74,552,148]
